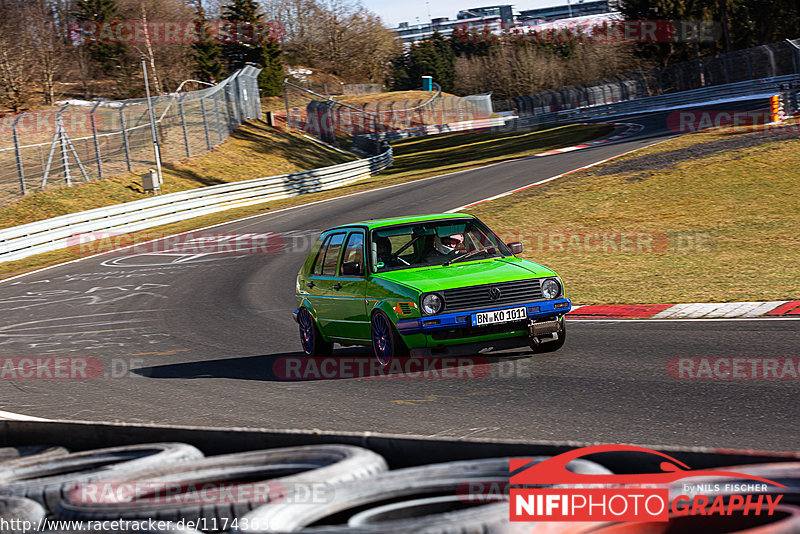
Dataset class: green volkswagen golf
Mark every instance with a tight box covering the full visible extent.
[293,213,571,365]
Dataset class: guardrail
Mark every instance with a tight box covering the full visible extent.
[0,147,392,264]
[515,74,800,127]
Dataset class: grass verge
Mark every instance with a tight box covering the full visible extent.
[469,123,800,304]
[0,120,353,229]
[0,123,611,280]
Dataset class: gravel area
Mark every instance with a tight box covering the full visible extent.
[596,124,800,176]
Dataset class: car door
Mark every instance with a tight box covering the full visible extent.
[306,232,346,334]
[326,231,369,341]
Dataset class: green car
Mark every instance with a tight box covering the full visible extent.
[293,213,571,365]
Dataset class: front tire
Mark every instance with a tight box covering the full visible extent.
[298,308,333,357]
[371,311,408,366]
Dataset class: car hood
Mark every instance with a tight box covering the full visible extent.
[372,257,557,293]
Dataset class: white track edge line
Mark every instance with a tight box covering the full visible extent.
[447,128,653,212]
[0,409,50,422]
[0,124,650,286]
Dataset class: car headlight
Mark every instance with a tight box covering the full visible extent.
[421,293,443,315]
[542,278,561,299]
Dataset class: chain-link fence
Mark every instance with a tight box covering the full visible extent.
[279,81,493,151]
[509,38,800,115]
[0,66,262,207]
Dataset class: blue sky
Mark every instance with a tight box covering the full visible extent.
[363,0,566,27]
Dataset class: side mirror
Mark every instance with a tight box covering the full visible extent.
[508,242,523,254]
[340,261,362,276]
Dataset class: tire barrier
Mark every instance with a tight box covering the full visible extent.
[0,443,203,512]
[40,520,203,534]
[0,440,798,533]
[55,445,387,524]
[0,496,46,532]
[527,504,800,533]
[668,462,800,504]
[0,447,68,465]
[236,457,611,533]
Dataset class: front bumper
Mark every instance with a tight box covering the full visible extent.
[396,298,571,336]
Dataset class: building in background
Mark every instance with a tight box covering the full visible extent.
[457,5,514,24]
[393,1,620,44]
[519,0,619,22]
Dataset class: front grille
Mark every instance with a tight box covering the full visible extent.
[431,320,528,340]
[442,279,543,313]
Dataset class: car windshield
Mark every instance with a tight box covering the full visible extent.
[370,219,511,272]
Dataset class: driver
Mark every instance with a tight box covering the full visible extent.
[375,236,397,267]
[434,234,465,255]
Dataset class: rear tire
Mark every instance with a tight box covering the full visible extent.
[532,318,566,353]
[298,308,333,358]
[371,311,408,366]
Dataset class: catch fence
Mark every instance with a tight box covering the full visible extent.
[509,38,800,115]
[279,81,493,151]
[0,66,262,207]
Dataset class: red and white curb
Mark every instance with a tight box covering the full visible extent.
[534,123,645,157]
[569,301,800,320]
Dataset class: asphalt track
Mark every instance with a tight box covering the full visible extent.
[1,102,797,451]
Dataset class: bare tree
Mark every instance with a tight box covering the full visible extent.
[0,1,35,111]
[28,0,64,105]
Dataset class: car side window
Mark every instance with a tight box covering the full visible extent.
[320,233,345,275]
[340,232,364,276]
[311,235,332,275]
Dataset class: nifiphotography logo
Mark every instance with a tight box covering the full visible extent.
[509,444,785,522]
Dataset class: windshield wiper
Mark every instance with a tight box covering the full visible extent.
[445,248,492,266]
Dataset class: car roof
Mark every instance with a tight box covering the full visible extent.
[328,213,475,232]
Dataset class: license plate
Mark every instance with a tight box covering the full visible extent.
[473,307,527,326]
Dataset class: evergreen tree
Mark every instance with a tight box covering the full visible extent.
[390,31,456,93]
[259,38,284,96]
[74,0,125,75]
[220,0,283,96]
[193,1,225,83]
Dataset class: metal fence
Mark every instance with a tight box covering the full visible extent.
[0,66,262,207]
[509,38,800,116]
[279,80,494,151]
[0,147,392,263]
[342,84,383,95]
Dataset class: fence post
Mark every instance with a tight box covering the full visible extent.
[224,85,235,134]
[253,74,262,119]
[283,81,291,130]
[200,98,212,151]
[178,94,191,158]
[235,75,244,123]
[57,110,71,187]
[11,115,26,195]
[9,135,27,195]
[213,92,224,143]
[744,51,753,79]
[90,102,103,180]
[119,102,132,172]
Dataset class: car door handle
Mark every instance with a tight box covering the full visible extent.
[332,284,342,290]
[306,281,315,289]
